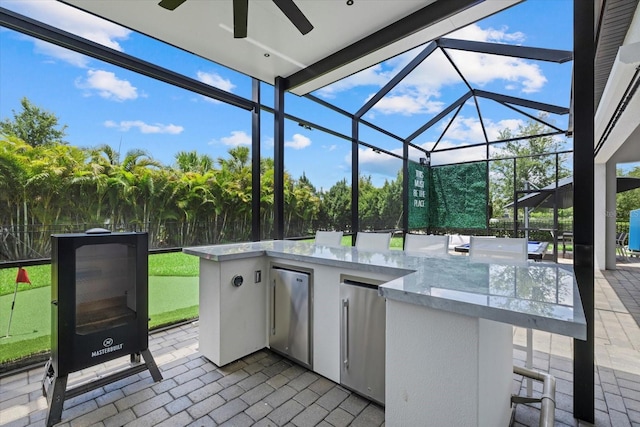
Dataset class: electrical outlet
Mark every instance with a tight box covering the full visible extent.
[255,270,261,283]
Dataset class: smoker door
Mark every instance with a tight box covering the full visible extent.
[340,280,386,405]
[270,267,311,367]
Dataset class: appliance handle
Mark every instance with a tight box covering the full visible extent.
[271,280,276,335]
[341,298,349,369]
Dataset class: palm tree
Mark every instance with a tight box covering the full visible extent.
[217,147,252,241]
[0,136,32,259]
[175,150,214,173]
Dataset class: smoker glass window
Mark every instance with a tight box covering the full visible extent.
[75,243,137,335]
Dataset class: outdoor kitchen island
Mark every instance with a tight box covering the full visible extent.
[183,240,586,427]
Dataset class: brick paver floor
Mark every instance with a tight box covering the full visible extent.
[512,256,640,426]
[1,256,639,426]
[0,323,384,427]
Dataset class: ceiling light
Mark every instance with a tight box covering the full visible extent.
[264,53,270,57]
[219,24,308,69]
[346,0,354,5]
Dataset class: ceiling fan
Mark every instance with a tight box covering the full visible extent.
[158,0,314,38]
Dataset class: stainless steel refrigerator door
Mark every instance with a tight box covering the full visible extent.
[340,281,386,405]
[270,268,311,367]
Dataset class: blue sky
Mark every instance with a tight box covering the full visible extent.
[0,0,579,190]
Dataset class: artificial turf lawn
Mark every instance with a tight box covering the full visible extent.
[0,275,198,364]
[0,252,199,296]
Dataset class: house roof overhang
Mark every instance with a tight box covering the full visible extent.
[59,0,522,95]
[593,0,640,164]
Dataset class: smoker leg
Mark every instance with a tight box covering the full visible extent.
[141,348,163,382]
[45,375,67,427]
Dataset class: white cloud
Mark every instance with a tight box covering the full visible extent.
[219,130,251,146]
[33,40,90,68]
[316,64,390,98]
[196,71,236,93]
[408,141,486,166]
[4,0,130,54]
[104,120,183,134]
[449,24,526,44]
[442,116,524,142]
[195,71,236,103]
[75,70,138,102]
[429,142,487,165]
[404,115,525,166]
[285,134,311,150]
[324,144,338,152]
[316,23,547,114]
[447,50,547,93]
[351,147,403,179]
[370,94,444,116]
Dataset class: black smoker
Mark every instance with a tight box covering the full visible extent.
[42,229,162,427]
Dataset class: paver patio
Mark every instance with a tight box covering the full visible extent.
[1,257,639,426]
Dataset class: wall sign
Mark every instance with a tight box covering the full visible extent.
[408,161,429,229]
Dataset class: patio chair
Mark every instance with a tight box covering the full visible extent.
[469,236,535,397]
[469,236,528,266]
[561,232,573,258]
[355,231,391,251]
[314,230,343,247]
[616,232,628,260]
[404,234,449,256]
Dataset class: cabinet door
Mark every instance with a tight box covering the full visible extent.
[340,282,385,405]
[270,268,310,367]
[218,258,267,365]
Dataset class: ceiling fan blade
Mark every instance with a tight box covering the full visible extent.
[272,0,314,35]
[233,0,249,38]
[158,0,187,11]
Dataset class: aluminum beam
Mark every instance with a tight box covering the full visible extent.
[274,77,286,240]
[251,79,261,241]
[473,89,569,115]
[572,0,595,422]
[406,91,473,142]
[0,8,255,112]
[356,42,438,118]
[438,38,573,63]
[283,0,483,91]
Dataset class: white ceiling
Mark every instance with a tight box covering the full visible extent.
[60,0,521,95]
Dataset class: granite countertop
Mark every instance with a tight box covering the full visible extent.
[183,240,586,340]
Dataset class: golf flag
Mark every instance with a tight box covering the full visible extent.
[6,267,30,337]
[16,267,31,284]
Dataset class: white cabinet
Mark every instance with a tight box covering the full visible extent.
[198,257,267,366]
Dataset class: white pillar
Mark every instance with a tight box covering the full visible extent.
[605,163,618,269]
[594,163,607,270]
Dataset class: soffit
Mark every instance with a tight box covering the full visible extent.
[595,0,640,107]
[59,0,521,95]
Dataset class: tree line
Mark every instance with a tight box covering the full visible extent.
[0,98,402,261]
[5,98,634,262]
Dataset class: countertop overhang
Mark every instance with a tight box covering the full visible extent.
[183,240,587,340]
